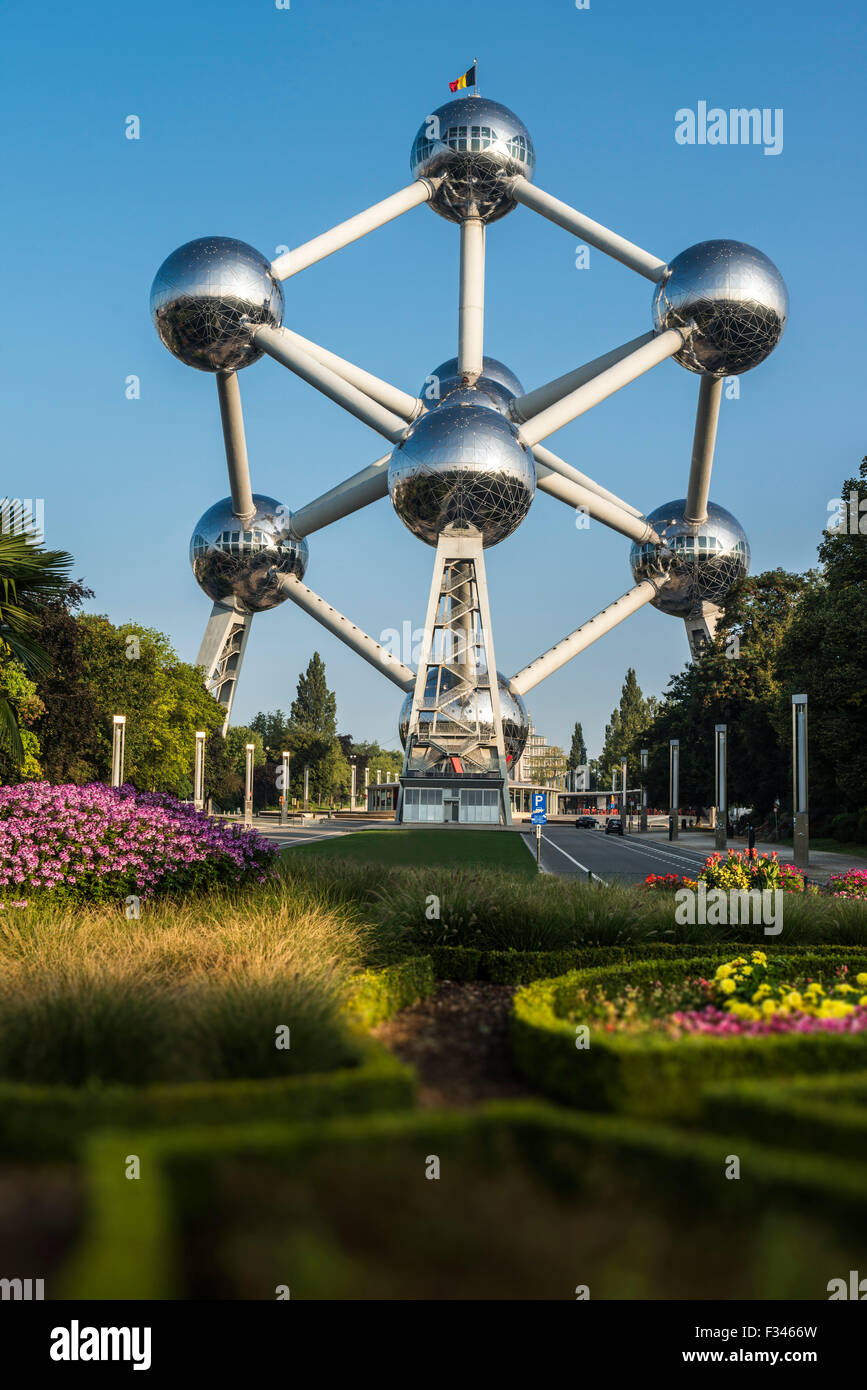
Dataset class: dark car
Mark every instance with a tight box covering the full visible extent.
[575,815,598,829]
[605,817,623,836]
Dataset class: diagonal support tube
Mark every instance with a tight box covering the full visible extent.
[290,454,391,538]
[510,333,655,425]
[270,180,436,280]
[278,574,415,691]
[273,327,423,422]
[510,176,669,282]
[517,329,685,448]
[510,580,659,696]
[216,371,255,522]
[533,444,644,518]
[684,376,723,524]
[251,324,409,442]
[534,468,658,543]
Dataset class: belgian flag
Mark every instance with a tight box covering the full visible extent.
[449,63,476,93]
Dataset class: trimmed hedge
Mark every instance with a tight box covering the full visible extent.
[511,951,867,1119]
[61,1100,867,1300]
[0,957,434,1159]
[697,1071,867,1161]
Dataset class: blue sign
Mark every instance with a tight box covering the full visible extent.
[531,792,547,825]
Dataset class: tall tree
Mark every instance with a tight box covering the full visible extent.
[599,669,656,783]
[566,721,587,771]
[290,653,336,736]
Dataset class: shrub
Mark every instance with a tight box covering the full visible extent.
[0,782,278,903]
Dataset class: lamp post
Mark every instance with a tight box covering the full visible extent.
[714,724,727,850]
[244,742,254,826]
[639,747,648,832]
[303,764,310,815]
[280,751,290,826]
[110,715,126,788]
[620,757,627,827]
[364,765,370,810]
[669,738,679,841]
[792,694,809,868]
[194,730,206,811]
[350,757,357,811]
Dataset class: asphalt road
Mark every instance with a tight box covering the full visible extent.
[522,824,713,884]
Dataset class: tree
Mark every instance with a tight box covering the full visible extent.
[0,660,44,782]
[566,721,587,771]
[29,581,99,783]
[290,653,336,736]
[0,516,73,762]
[599,669,657,784]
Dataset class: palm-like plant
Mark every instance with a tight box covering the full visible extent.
[0,507,73,762]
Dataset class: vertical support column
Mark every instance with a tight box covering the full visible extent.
[244,743,255,826]
[280,751,290,825]
[458,217,485,382]
[216,371,255,522]
[194,730,206,811]
[792,694,809,868]
[639,748,648,832]
[111,715,126,788]
[669,739,680,841]
[684,376,723,525]
[714,724,727,850]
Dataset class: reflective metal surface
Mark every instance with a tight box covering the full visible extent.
[422,355,524,415]
[152,237,284,372]
[190,495,308,611]
[399,671,529,765]
[630,499,750,616]
[388,402,536,547]
[652,240,788,376]
[411,97,535,223]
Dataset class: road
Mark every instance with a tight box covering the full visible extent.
[521,824,713,884]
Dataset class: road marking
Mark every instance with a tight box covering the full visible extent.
[540,834,610,885]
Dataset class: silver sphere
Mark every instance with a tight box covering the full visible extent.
[421,355,524,415]
[630,499,750,617]
[410,97,535,224]
[399,672,529,767]
[388,402,536,548]
[652,240,788,376]
[190,495,308,612]
[151,237,284,372]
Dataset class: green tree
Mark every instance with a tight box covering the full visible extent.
[0,660,44,782]
[566,721,587,771]
[290,653,336,736]
[599,669,657,784]
[29,582,99,783]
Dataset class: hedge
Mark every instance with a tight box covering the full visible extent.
[61,1100,867,1300]
[511,951,867,1119]
[0,956,434,1159]
[697,1071,867,1161]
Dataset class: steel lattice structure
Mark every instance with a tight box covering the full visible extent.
[151,90,788,826]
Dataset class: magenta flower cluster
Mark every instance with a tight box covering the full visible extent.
[828,868,867,900]
[669,1005,867,1037]
[0,782,279,903]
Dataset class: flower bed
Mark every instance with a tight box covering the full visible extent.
[829,868,867,900]
[640,849,817,895]
[0,781,278,902]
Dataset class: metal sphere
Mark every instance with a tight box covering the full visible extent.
[410,97,535,224]
[421,355,524,415]
[652,240,788,376]
[630,499,750,617]
[399,672,529,767]
[151,237,284,372]
[388,402,536,548]
[190,495,308,612]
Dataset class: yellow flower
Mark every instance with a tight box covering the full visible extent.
[783,991,803,1009]
[856,973,867,987]
[715,964,734,980]
[859,996,867,1007]
[719,978,736,995]
[752,984,772,1002]
[751,951,767,965]
[761,998,778,1016]
[740,966,753,976]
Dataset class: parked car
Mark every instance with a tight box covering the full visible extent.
[575,815,598,829]
[605,816,623,836]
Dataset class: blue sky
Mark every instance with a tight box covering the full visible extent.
[3,0,865,759]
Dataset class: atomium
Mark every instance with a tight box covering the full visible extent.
[423,356,523,415]
[629,499,750,617]
[388,401,536,547]
[399,671,529,765]
[190,495,308,612]
[652,240,788,376]
[411,97,535,224]
[151,237,284,373]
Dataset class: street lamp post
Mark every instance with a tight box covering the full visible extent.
[110,715,126,788]
[714,724,727,850]
[792,694,809,868]
[244,742,255,826]
[639,747,648,832]
[194,730,206,811]
[350,758,357,811]
[280,751,290,826]
[669,739,679,841]
[303,764,310,815]
[620,758,627,828]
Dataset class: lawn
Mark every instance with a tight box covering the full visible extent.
[288,828,537,877]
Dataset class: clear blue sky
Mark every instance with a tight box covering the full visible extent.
[3,0,865,760]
